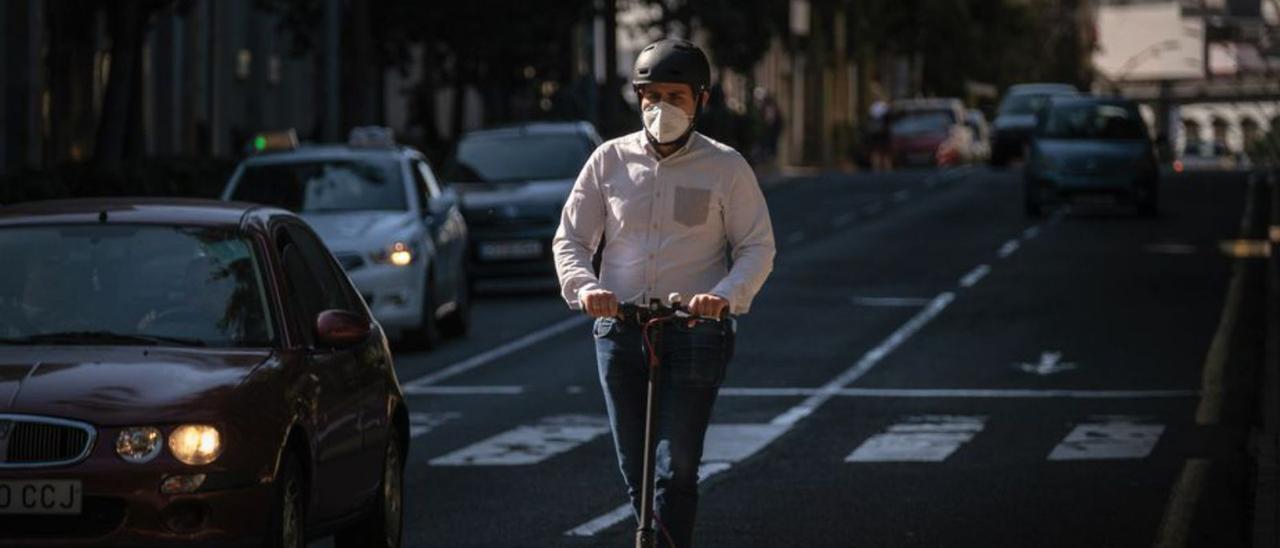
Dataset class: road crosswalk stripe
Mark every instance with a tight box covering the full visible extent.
[1048,416,1164,460]
[409,412,461,439]
[429,415,610,466]
[846,415,985,463]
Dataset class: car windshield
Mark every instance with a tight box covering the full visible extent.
[0,224,275,348]
[1039,103,1147,140]
[232,158,406,212]
[999,93,1056,116]
[445,134,594,183]
[891,111,953,136]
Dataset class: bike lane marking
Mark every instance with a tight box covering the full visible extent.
[429,415,610,466]
[1046,416,1165,461]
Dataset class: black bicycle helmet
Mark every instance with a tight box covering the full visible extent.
[632,38,711,93]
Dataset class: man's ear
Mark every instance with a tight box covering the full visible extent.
[699,90,710,108]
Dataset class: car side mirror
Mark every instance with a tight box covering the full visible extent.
[315,309,370,347]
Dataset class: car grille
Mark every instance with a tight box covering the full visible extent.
[0,497,126,539]
[0,415,95,467]
[336,252,366,271]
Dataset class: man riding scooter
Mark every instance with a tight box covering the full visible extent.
[552,38,776,548]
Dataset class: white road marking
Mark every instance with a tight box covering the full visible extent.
[770,292,956,427]
[1022,226,1041,240]
[717,387,1197,399]
[403,385,524,395]
[892,190,911,202]
[1048,417,1165,460]
[566,385,584,394]
[402,315,590,389]
[832,212,857,226]
[409,412,461,438]
[430,415,610,466]
[702,424,790,463]
[1015,351,1078,376]
[959,264,991,287]
[787,231,806,244]
[565,504,635,537]
[564,427,777,537]
[850,296,932,307]
[997,239,1020,258]
[846,416,985,462]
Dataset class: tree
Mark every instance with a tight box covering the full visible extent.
[92,0,176,170]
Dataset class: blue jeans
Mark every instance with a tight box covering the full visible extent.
[593,316,735,548]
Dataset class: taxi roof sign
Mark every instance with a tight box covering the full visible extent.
[348,126,396,148]
[251,129,299,153]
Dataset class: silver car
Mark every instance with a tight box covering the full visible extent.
[222,128,470,347]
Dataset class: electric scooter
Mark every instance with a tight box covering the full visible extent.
[617,293,726,548]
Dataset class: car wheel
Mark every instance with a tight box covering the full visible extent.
[406,278,441,350]
[335,432,405,548]
[264,452,306,548]
[990,151,1007,167]
[439,270,470,338]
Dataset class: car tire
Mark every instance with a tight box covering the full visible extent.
[406,278,441,350]
[990,151,1007,167]
[264,452,306,548]
[335,432,405,548]
[439,270,470,338]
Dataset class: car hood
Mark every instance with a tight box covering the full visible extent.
[0,347,273,425]
[456,179,573,222]
[302,210,416,251]
[993,114,1037,132]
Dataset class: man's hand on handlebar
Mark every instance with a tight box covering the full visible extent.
[688,294,729,319]
[581,289,619,318]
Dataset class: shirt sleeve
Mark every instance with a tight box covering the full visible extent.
[553,147,607,310]
[709,156,775,314]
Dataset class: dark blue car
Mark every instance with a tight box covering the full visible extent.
[1024,96,1160,217]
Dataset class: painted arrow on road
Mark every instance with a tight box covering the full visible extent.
[1016,351,1078,376]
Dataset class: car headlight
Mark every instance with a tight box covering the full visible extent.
[168,424,223,465]
[372,241,415,267]
[117,427,164,463]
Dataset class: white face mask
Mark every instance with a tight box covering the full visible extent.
[642,101,692,144]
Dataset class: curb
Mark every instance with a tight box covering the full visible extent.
[1256,168,1280,548]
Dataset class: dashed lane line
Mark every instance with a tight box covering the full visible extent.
[959,264,991,288]
[998,239,1021,258]
[401,314,590,389]
[770,292,956,427]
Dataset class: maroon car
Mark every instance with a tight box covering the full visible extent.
[0,198,409,547]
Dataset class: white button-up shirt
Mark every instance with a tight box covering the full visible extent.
[553,131,775,314]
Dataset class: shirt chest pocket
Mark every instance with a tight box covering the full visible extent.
[673,186,712,227]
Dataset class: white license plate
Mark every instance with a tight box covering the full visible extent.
[479,240,542,261]
[0,480,82,515]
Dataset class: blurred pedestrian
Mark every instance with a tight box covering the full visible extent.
[869,97,892,171]
[553,38,775,548]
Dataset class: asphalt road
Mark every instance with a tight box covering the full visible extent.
[322,166,1270,547]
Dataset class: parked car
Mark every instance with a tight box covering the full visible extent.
[0,198,408,547]
[223,127,469,346]
[1024,96,1159,217]
[964,109,992,164]
[443,122,602,287]
[990,83,1078,166]
[888,98,974,168]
